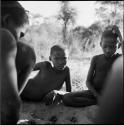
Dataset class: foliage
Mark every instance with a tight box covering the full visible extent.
[95,1,123,28]
[57,1,77,45]
[21,1,123,62]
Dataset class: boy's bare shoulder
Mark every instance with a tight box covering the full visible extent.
[17,42,36,60]
[17,42,35,54]
[43,61,51,66]
[37,61,51,68]
[1,28,16,50]
[1,28,12,36]
[1,28,15,42]
[64,66,70,72]
[93,54,104,59]
[91,54,104,62]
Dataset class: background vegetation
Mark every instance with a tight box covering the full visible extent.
[21,1,123,91]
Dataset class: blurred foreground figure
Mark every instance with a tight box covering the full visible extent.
[94,56,123,124]
[1,1,32,124]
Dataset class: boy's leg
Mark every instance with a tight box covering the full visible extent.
[63,90,97,107]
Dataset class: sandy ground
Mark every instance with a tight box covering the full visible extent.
[19,102,98,124]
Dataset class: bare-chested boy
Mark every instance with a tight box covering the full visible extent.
[21,45,71,102]
[62,25,122,107]
[1,1,35,124]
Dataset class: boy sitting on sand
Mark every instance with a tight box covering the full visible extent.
[21,45,71,104]
[62,25,122,107]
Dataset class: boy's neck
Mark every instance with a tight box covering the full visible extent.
[104,53,116,59]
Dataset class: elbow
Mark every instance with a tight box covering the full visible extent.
[86,80,89,87]
[66,87,71,92]
[86,80,91,89]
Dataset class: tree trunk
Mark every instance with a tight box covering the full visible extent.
[63,22,67,44]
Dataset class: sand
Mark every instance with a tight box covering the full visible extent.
[18,102,98,124]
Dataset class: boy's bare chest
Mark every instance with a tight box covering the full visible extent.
[95,57,115,72]
[39,67,66,83]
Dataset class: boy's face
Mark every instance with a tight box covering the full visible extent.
[101,37,117,57]
[50,50,67,70]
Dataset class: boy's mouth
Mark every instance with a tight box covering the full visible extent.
[56,65,66,70]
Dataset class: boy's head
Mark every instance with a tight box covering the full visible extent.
[100,29,118,57]
[49,45,67,70]
[1,1,29,40]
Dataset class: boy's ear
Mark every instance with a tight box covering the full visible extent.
[2,15,10,26]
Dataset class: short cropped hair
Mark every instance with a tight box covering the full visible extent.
[50,45,65,56]
[1,1,29,27]
[101,29,119,44]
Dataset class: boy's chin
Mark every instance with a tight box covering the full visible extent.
[105,54,113,58]
[54,66,65,70]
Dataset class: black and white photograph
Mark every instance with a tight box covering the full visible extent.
[1,1,123,124]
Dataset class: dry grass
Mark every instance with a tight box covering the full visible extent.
[60,59,90,92]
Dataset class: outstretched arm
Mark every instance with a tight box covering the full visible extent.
[86,56,99,98]
[65,67,71,92]
[112,25,123,43]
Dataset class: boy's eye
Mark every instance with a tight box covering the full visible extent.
[55,57,67,60]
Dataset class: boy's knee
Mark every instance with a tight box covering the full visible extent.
[63,93,72,105]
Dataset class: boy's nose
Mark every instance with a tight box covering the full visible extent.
[106,48,110,52]
[59,60,66,65]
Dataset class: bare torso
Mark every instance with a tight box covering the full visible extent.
[21,61,69,101]
[92,54,120,93]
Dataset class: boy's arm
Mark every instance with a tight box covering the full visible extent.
[65,67,72,92]
[112,25,123,42]
[33,62,42,71]
[86,56,99,98]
